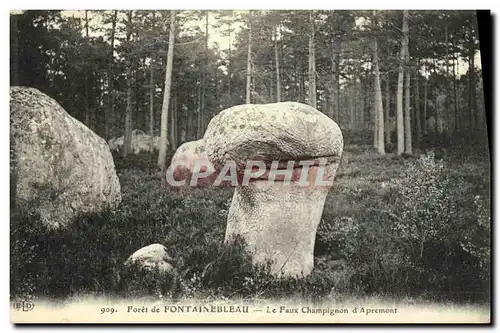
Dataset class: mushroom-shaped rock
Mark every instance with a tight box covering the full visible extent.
[10,87,121,229]
[203,102,343,278]
[124,244,175,275]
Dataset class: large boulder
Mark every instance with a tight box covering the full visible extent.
[202,102,343,278]
[10,87,121,229]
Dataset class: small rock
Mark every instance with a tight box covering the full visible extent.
[124,244,175,275]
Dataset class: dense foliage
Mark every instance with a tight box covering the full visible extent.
[10,10,486,152]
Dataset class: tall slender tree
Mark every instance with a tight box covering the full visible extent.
[274,24,281,103]
[123,10,134,157]
[404,12,412,154]
[157,10,176,172]
[373,38,385,154]
[385,75,391,145]
[246,10,252,104]
[308,11,317,109]
[105,10,118,141]
[396,10,409,155]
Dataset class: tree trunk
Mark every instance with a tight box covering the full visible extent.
[10,14,19,86]
[197,12,209,139]
[274,25,281,103]
[157,10,176,172]
[404,14,412,154]
[246,11,252,104]
[404,66,412,154]
[106,10,118,141]
[84,10,91,128]
[330,40,341,120]
[452,47,460,133]
[351,79,356,128]
[423,68,428,134]
[299,58,305,103]
[385,75,391,145]
[308,12,317,109]
[444,24,451,137]
[470,44,477,132]
[149,12,156,147]
[227,22,232,102]
[373,39,385,154]
[415,59,421,148]
[123,11,134,157]
[149,61,155,142]
[170,94,177,150]
[396,10,408,155]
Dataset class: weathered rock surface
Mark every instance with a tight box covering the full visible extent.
[203,102,344,278]
[10,87,121,228]
[204,102,343,171]
[169,139,218,186]
[108,129,162,154]
[124,244,175,275]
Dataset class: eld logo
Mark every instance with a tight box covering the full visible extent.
[12,300,35,312]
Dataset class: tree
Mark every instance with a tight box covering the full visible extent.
[196,11,209,139]
[246,11,253,104]
[373,37,385,154]
[404,11,412,154]
[157,10,176,172]
[308,11,317,109]
[10,14,20,86]
[396,10,409,155]
[149,11,156,149]
[106,10,118,141]
[274,23,281,103]
[385,75,391,145]
[123,10,134,157]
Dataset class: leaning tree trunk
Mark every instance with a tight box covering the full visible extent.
[123,10,134,157]
[246,10,252,104]
[157,10,176,172]
[373,39,385,154]
[308,11,317,109]
[396,10,408,155]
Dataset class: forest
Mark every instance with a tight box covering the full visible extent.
[10,10,488,158]
[10,10,491,309]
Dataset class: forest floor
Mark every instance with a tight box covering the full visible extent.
[11,143,491,315]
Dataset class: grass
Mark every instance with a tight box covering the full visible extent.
[10,143,491,306]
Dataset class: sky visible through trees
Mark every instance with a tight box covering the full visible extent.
[10,10,487,158]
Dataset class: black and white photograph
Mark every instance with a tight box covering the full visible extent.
[9,9,491,324]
